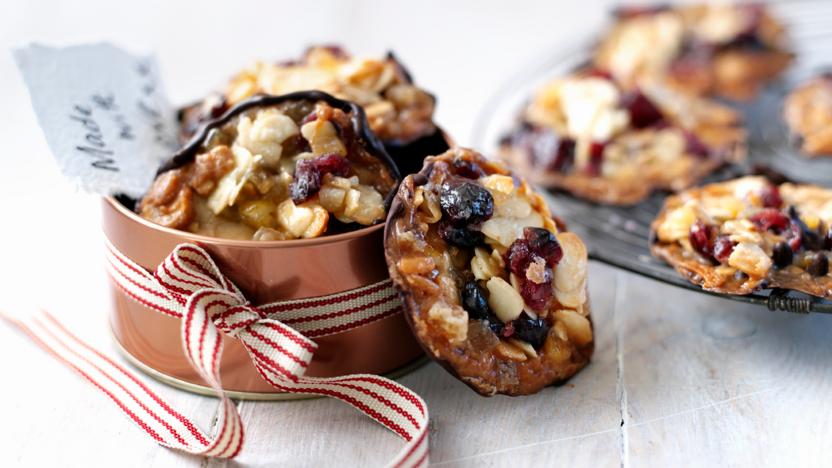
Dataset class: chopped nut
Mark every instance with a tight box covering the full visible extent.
[301,119,347,156]
[238,200,275,229]
[207,145,261,214]
[139,169,194,229]
[236,109,299,166]
[427,301,468,344]
[397,257,436,275]
[658,200,700,242]
[728,242,772,277]
[525,257,548,284]
[276,199,329,239]
[340,185,386,225]
[190,146,235,196]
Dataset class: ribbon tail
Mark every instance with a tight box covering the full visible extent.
[251,363,430,468]
[0,309,241,459]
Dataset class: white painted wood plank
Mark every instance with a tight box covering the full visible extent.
[617,273,832,468]
[221,263,622,467]
[0,196,213,468]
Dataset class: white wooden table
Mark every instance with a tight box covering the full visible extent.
[2,1,830,466]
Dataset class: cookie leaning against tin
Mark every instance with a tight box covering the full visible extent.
[384,147,593,396]
[651,176,832,298]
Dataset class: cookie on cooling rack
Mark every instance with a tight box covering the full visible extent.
[594,3,793,100]
[384,148,593,396]
[650,176,832,298]
[784,74,832,157]
[499,71,746,205]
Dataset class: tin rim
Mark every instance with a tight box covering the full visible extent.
[103,196,385,249]
[111,327,429,401]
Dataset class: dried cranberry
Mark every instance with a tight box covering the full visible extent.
[461,281,491,320]
[452,158,487,179]
[771,241,793,268]
[551,139,576,173]
[290,154,350,203]
[586,141,606,176]
[437,221,485,248]
[808,253,829,277]
[511,314,551,349]
[205,95,228,119]
[519,281,552,311]
[689,220,715,260]
[301,111,318,125]
[787,206,825,251]
[504,228,562,311]
[501,321,515,339]
[759,185,783,209]
[505,239,531,276]
[587,69,614,81]
[439,182,494,226]
[614,4,669,18]
[713,235,735,263]
[524,227,564,266]
[750,209,791,233]
[684,131,710,159]
[622,91,664,128]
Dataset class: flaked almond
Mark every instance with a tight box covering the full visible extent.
[509,338,539,359]
[554,309,593,346]
[543,325,572,364]
[494,341,528,362]
[471,247,502,281]
[554,232,588,293]
[486,277,525,323]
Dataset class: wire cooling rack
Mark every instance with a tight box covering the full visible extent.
[473,0,832,313]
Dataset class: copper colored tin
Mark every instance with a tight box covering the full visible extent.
[103,197,424,398]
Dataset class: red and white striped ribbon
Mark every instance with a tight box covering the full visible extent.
[1,240,428,467]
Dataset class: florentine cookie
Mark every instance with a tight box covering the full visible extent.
[500,71,745,205]
[177,46,448,175]
[651,176,832,298]
[594,3,792,100]
[784,74,832,157]
[385,148,593,396]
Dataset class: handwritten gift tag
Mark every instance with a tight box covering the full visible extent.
[14,43,179,198]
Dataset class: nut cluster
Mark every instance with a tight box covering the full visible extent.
[140,96,396,240]
[652,176,832,297]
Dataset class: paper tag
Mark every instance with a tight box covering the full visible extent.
[14,43,180,198]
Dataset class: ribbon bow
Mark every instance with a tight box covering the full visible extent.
[3,241,428,467]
